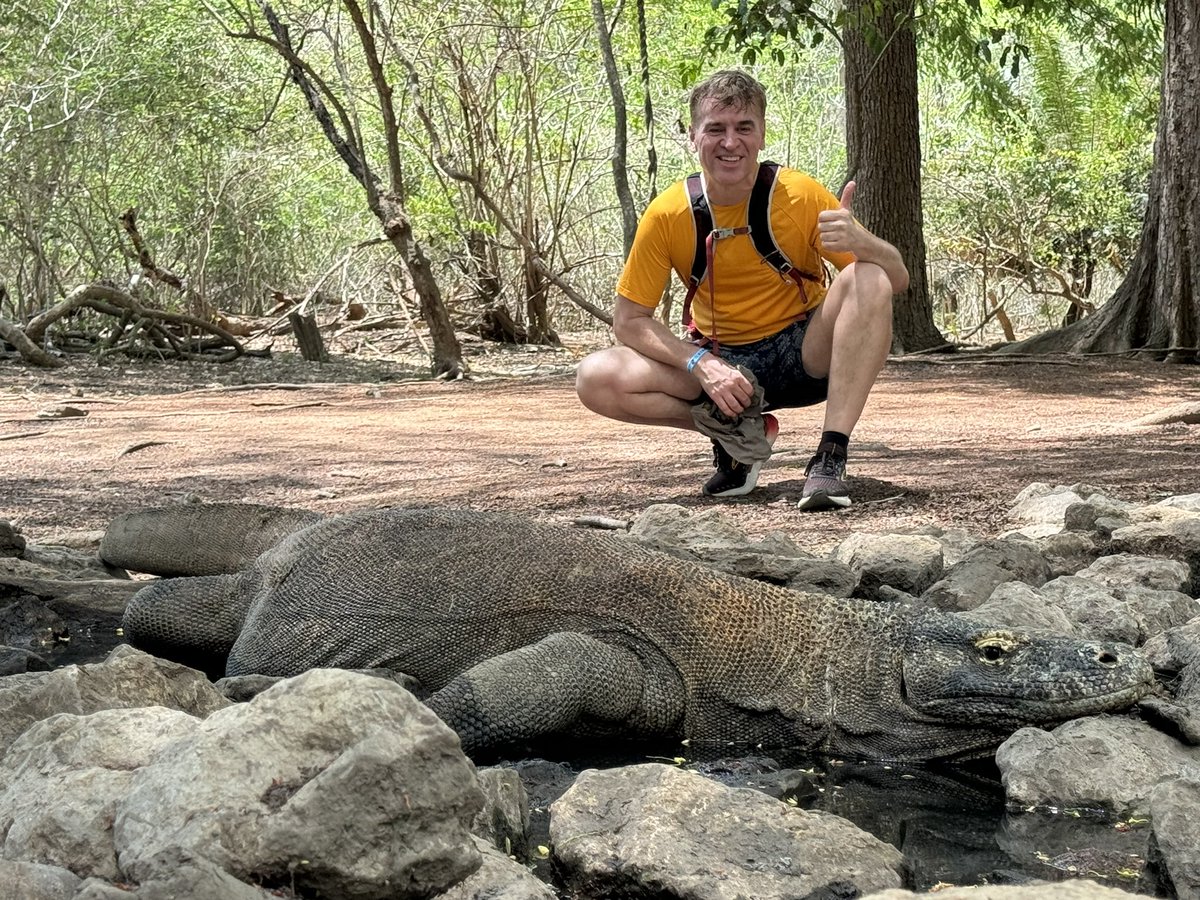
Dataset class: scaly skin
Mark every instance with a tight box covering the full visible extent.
[116,506,1155,760]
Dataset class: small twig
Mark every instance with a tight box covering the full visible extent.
[116,440,171,458]
[0,431,47,441]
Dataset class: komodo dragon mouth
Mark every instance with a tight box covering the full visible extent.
[898,627,1155,725]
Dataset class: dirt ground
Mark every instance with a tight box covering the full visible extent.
[2,333,1199,554]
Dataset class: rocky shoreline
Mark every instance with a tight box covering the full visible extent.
[1,482,1198,899]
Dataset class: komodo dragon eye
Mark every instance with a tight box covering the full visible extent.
[975,633,1019,665]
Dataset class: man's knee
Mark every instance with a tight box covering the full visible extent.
[575,352,613,406]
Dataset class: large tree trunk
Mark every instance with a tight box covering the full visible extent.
[1007,0,1198,361]
[843,0,945,353]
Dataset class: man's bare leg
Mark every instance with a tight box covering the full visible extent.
[795,261,893,509]
[575,346,702,429]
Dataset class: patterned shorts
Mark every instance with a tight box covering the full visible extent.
[699,317,828,411]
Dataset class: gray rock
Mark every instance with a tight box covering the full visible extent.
[436,836,556,900]
[1143,619,1200,672]
[959,582,1077,636]
[0,859,80,900]
[1075,553,1192,596]
[113,669,483,900]
[1148,773,1200,900]
[0,520,26,558]
[1034,531,1101,578]
[997,716,1200,816]
[0,707,199,879]
[1038,575,1197,646]
[1063,497,1134,535]
[216,667,421,703]
[1109,519,1200,593]
[0,645,52,675]
[0,645,228,756]
[864,882,1141,898]
[922,539,1051,612]
[1008,483,1111,529]
[627,503,856,596]
[473,767,531,861]
[550,763,904,899]
[832,532,944,601]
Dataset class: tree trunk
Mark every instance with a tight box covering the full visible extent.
[380,194,465,378]
[843,0,945,353]
[1007,0,1199,361]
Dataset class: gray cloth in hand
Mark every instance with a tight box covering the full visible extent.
[690,364,773,465]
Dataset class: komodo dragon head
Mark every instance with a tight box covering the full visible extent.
[820,610,1155,761]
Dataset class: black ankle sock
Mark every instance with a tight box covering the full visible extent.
[818,431,850,457]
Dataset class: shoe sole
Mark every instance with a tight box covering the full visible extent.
[797,490,852,511]
[703,461,764,498]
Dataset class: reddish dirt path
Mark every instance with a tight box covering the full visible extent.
[2,351,1198,553]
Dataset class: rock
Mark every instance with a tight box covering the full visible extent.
[0,707,201,879]
[1074,553,1192,596]
[0,644,52,675]
[0,859,81,900]
[1034,531,1101,578]
[863,881,1142,898]
[922,539,1051,612]
[113,669,483,900]
[997,716,1200,817]
[832,532,944,601]
[627,503,856,596]
[0,645,228,756]
[550,763,904,899]
[959,582,1077,636]
[1148,773,1200,900]
[1109,519,1200,592]
[473,767,531,861]
[435,837,556,900]
[1038,575,1197,646]
[0,520,26,558]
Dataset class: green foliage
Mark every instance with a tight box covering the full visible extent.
[0,0,1162,347]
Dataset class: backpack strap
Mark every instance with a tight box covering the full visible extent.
[681,163,824,343]
[749,161,824,294]
[684,172,710,297]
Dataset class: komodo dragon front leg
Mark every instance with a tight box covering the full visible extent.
[425,632,685,754]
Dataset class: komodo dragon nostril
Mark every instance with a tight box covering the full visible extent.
[1096,649,1119,667]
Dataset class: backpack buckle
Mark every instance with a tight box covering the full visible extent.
[711,226,750,241]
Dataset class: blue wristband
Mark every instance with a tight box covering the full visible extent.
[686,347,711,373]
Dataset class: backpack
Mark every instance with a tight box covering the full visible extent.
[681,161,824,342]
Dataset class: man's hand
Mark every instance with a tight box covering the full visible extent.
[816,181,862,255]
[817,181,910,293]
[693,352,753,418]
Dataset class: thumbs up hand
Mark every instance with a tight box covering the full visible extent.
[817,180,861,255]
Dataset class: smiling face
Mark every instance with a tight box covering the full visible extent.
[688,97,765,206]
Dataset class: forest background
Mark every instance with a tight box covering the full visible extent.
[0,0,1187,379]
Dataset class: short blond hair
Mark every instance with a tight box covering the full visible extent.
[689,70,767,122]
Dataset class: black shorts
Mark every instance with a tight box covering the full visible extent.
[701,317,828,411]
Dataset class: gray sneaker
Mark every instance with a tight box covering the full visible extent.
[798,449,850,511]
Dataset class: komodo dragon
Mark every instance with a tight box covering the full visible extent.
[108,504,1155,761]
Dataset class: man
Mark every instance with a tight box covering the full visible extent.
[575,69,908,511]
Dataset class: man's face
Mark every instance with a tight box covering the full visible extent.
[688,98,765,200]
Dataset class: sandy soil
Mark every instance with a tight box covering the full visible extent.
[2,337,1198,554]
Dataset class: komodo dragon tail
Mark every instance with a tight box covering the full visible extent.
[101,503,323,576]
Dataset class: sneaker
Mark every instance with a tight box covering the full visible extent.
[703,414,779,498]
[798,448,851,511]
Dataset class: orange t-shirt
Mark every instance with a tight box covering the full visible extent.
[617,166,854,345]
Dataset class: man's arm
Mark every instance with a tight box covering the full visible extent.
[613,297,754,417]
[816,181,910,294]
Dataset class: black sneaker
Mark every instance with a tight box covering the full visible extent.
[798,449,851,511]
[702,414,778,498]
